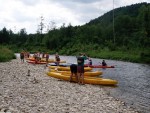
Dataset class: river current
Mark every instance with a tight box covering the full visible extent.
[60,55,150,113]
[16,54,150,113]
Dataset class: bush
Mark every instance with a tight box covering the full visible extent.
[0,46,16,62]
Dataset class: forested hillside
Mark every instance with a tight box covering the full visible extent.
[0,2,150,63]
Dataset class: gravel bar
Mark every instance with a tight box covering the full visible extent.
[0,58,139,113]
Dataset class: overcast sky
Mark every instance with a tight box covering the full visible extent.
[0,0,149,34]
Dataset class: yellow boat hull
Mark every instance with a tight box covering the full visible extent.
[47,72,118,85]
[26,57,66,63]
[41,59,66,63]
[41,58,54,62]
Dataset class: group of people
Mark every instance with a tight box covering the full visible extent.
[69,53,87,85]
[20,51,61,66]
[69,53,93,85]
[70,53,107,85]
[32,52,61,66]
[20,50,107,85]
[33,52,49,63]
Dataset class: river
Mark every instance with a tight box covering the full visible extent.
[60,55,150,113]
[16,54,150,113]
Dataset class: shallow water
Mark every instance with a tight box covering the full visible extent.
[16,54,150,113]
[60,56,150,113]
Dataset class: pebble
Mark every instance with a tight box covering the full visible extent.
[0,58,139,113]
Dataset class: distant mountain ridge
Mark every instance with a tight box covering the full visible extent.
[88,2,149,26]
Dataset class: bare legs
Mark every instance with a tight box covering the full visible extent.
[78,73,84,85]
[69,73,78,82]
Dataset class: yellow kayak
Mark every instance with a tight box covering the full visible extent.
[41,58,66,63]
[47,72,118,85]
[49,66,92,71]
[50,69,102,77]
[26,57,66,63]
[41,58,54,62]
[52,60,66,63]
[26,57,54,61]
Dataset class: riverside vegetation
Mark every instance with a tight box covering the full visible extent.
[0,3,149,63]
[0,46,16,62]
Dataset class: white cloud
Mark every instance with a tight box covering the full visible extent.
[0,0,149,34]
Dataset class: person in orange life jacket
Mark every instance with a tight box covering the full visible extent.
[77,53,87,85]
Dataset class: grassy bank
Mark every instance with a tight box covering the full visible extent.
[58,45,150,64]
[86,49,150,64]
[5,44,150,64]
[0,46,16,62]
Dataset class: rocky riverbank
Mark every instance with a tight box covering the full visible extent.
[0,58,139,113]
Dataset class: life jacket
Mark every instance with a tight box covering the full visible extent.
[46,54,49,58]
[20,52,24,57]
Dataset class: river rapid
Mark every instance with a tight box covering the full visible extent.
[16,54,150,113]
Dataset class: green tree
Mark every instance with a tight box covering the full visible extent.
[0,27,10,44]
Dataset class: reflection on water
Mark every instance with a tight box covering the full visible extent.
[16,54,150,113]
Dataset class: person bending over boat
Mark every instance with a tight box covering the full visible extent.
[77,53,87,85]
[69,64,78,82]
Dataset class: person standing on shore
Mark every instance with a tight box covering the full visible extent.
[20,51,24,63]
[55,53,60,66]
[45,52,49,66]
[77,53,87,85]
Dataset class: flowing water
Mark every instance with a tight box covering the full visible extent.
[60,55,150,113]
[16,54,150,113]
